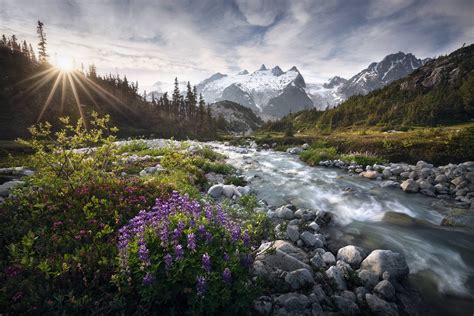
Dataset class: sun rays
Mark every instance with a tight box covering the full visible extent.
[12,63,133,129]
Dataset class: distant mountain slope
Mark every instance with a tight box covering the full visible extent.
[263,44,474,131]
[209,100,263,133]
[195,52,425,116]
[339,52,425,98]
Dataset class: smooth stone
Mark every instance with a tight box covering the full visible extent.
[322,251,336,266]
[365,294,399,316]
[325,266,347,290]
[360,250,409,280]
[207,184,223,198]
[286,225,300,242]
[337,245,366,269]
[285,268,314,290]
[374,280,396,301]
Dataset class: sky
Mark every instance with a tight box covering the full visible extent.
[1,0,473,92]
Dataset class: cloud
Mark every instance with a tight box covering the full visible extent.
[1,0,473,89]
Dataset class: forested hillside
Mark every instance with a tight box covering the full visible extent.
[0,23,220,140]
[263,44,474,132]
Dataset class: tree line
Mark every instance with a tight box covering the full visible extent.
[0,21,221,140]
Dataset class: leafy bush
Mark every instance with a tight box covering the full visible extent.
[191,157,234,175]
[117,140,149,153]
[299,147,338,165]
[18,112,118,192]
[193,145,225,162]
[0,178,160,314]
[225,175,247,187]
[339,152,387,166]
[113,192,257,314]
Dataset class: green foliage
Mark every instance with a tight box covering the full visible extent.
[193,145,226,162]
[192,157,234,175]
[225,175,247,186]
[299,146,338,166]
[339,152,387,166]
[18,112,118,192]
[117,140,149,153]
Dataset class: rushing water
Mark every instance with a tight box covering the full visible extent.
[211,143,474,315]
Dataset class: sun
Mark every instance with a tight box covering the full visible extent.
[55,55,75,72]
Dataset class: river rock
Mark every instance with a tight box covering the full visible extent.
[222,185,239,198]
[358,269,379,290]
[207,184,223,198]
[365,294,399,316]
[308,221,320,232]
[285,268,314,290]
[361,170,379,179]
[325,266,347,290]
[435,174,448,183]
[337,245,366,269]
[254,240,310,273]
[310,253,325,270]
[400,179,419,193]
[300,231,321,248]
[0,180,25,197]
[286,225,300,242]
[374,280,395,301]
[236,186,250,195]
[275,293,310,311]
[275,206,295,220]
[390,166,405,175]
[322,251,336,266]
[441,209,474,229]
[382,169,392,178]
[253,296,272,315]
[360,250,409,280]
[416,160,433,169]
[332,295,360,316]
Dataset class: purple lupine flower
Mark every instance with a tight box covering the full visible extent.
[164,253,173,270]
[231,226,241,242]
[223,268,232,285]
[175,244,184,260]
[242,230,251,247]
[138,240,150,266]
[205,206,213,221]
[196,276,207,296]
[216,207,226,225]
[202,253,211,272]
[187,232,196,253]
[223,252,230,261]
[143,272,154,285]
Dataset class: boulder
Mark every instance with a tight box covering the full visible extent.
[310,253,325,270]
[358,269,379,290]
[253,296,272,315]
[374,280,395,301]
[222,185,238,198]
[365,294,399,316]
[435,174,448,183]
[286,225,300,242]
[254,240,310,273]
[400,179,419,193]
[325,266,347,290]
[285,268,314,290]
[300,231,322,248]
[207,184,223,198]
[275,206,294,220]
[337,245,366,269]
[360,250,409,280]
[322,251,336,266]
[416,160,433,169]
[332,295,360,316]
[361,170,379,179]
[275,293,309,311]
[308,221,320,232]
[382,169,392,178]
[0,180,25,197]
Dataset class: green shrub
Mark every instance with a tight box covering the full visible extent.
[117,140,149,153]
[224,175,247,186]
[18,112,118,192]
[299,147,338,166]
[193,146,225,162]
[192,157,234,175]
[339,152,387,166]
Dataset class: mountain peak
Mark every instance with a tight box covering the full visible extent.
[238,69,249,75]
[258,64,267,71]
[271,66,284,76]
[288,66,300,73]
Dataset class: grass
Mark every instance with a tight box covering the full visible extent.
[252,122,474,165]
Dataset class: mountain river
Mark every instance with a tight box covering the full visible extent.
[211,143,474,315]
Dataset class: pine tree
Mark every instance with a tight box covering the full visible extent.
[172,78,181,119]
[21,40,29,59]
[198,93,205,129]
[29,44,36,62]
[11,35,20,52]
[0,34,6,46]
[37,20,48,62]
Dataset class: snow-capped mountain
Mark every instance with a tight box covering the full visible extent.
[338,52,424,98]
[196,65,312,117]
[147,52,425,116]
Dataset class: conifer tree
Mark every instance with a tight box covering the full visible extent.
[29,44,36,62]
[21,40,29,58]
[172,78,181,118]
[37,21,48,62]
